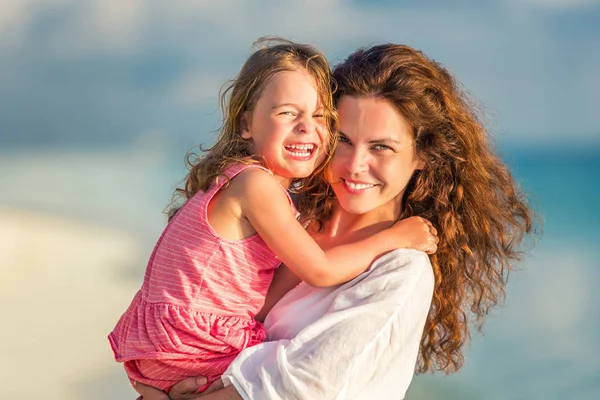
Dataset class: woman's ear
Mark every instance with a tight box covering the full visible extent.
[415,152,425,171]
[240,112,252,139]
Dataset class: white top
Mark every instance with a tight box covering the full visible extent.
[222,249,435,400]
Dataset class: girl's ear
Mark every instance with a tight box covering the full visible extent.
[240,112,252,139]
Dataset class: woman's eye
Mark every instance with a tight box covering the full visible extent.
[373,144,393,151]
[313,114,324,119]
[279,111,296,116]
[338,135,350,144]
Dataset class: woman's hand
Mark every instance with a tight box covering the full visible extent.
[167,376,219,400]
[204,379,225,394]
[392,216,439,254]
[133,376,224,400]
[133,380,170,400]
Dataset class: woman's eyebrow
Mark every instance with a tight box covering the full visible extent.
[338,131,402,145]
[369,138,402,145]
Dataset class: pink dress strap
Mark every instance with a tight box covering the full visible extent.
[208,163,299,219]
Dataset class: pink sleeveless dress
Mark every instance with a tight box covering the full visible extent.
[108,163,298,391]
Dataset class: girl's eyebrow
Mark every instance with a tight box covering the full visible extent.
[271,103,323,113]
[271,103,298,110]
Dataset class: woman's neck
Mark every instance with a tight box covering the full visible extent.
[316,201,401,246]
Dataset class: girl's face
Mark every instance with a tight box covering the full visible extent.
[329,95,424,218]
[241,68,328,186]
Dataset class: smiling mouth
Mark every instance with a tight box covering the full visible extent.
[284,143,316,159]
[342,178,377,192]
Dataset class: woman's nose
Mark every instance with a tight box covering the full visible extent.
[345,147,369,174]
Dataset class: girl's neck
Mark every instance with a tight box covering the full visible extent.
[279,177,292,188]
[270,172,291,188]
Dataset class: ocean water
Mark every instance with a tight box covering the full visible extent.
[408,146,600,400]
[0,145,598,399]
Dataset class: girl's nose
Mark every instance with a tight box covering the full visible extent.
[296,116,315,135]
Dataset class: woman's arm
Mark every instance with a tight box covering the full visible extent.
[199,385,241,400]
[221,249,435,399]
[233,168,437,287]
[135,378,240,400]
[168,383,241,400]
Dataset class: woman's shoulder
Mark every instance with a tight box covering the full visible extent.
[370,248,433,275]
[355,248,434,300]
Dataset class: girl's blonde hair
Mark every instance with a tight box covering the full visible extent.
[168,37,337,220]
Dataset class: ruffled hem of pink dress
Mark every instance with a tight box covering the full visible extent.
[109,293,266,362]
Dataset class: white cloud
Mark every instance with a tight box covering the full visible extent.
[82,0,147,49]
[1,0,598,144]
[0,0,71,45]
[44,0,148,55]
[0,0,35,44]
[527,0,600,8]
[171,70,229,107]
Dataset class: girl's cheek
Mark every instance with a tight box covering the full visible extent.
[317,120,330,140]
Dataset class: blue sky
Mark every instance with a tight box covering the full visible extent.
[1,0,598,148]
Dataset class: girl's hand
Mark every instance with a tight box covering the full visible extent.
[133,380,170,400]
[392,216,439,254]
[168,376,209,400]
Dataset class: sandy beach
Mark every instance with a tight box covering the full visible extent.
[0,207,143,399]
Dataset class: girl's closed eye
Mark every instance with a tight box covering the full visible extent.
[338,135,351,145]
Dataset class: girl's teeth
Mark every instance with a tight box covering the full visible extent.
[346,180,375,190]
[287,144,314,150]
[285,144,314,157]
[289,151,310,157]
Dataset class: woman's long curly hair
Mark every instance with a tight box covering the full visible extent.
[311,44,535,373]
[167,37,337,220]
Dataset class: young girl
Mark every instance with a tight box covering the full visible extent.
[109,39,438,394]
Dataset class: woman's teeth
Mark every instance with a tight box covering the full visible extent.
[345,180,375,190]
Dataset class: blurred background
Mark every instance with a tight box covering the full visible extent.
[0,1,598,399]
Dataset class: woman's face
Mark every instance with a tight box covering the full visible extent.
[329,95,424,217]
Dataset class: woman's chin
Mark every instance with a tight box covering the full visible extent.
[336,199,377,216]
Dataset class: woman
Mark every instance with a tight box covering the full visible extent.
[137,43,533,399]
